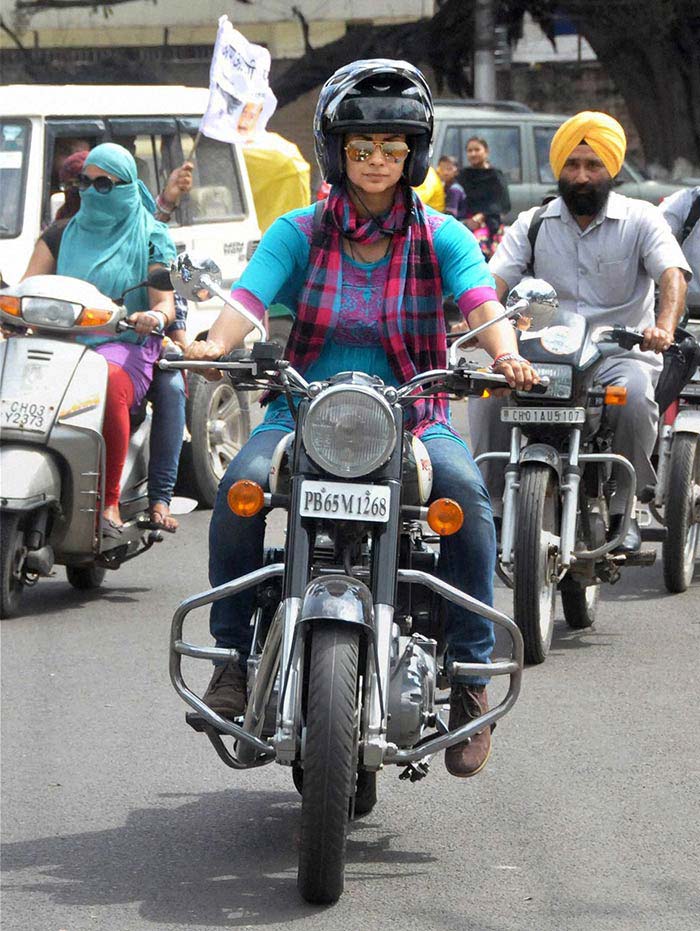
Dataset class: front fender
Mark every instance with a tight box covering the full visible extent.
[0,446,61,510]
[299,575,375,631]
[673,411,700,436]
[521,443,563,479]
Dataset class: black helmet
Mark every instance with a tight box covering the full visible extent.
[314,59,434,187]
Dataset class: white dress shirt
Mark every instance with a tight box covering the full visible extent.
[490,191,692,369]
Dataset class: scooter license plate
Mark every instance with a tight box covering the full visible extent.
[300,480,391,523]
[0,398,48,432]
[501,407,586,425]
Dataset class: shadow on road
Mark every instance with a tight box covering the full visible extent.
[548,619,618,655]
[1,788,436,926]
[4,582,150,619]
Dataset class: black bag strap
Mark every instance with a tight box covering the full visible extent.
[525,204,548,276]
[312,197,328,247]
[679,193,700,245]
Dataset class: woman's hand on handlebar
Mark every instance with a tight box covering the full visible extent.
[491,353,540,392]
[127,311,165,335]
[184,338,227,381]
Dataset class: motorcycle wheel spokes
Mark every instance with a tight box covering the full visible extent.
[514,464,559,664]
[297,623,360,905]
[662,433,700,593]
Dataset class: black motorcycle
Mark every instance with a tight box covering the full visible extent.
[476,279,660,664]
[162,255,540,905]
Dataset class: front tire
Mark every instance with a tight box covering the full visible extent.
[297,624,360,905]
[0,513,25,619]
[662,433,700,593]
[66,565,107,590]
[514,465,559,664]
[180,374,250,508]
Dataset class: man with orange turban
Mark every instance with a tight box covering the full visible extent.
[472,110,691,554]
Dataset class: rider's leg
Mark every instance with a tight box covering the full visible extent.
[424,433,496,684]
[102,363,135,523]
[467,394,510,516]
[424,433,497,777]
[596,357,660,513]
[147,367,186,526]
[208,428,289,669]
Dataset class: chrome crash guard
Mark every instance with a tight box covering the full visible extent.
[170,564,524,771]
[476,426,637,570]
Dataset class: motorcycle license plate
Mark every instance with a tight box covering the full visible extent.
[0,398,48,432]
[501,407,586,425]
[300,480,390,523]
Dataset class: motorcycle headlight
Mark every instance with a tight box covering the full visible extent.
[302,386,397,478]
[22,297,80,328]
[516,363,573,400]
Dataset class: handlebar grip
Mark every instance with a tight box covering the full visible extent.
[610,326,645,350]
[221,348,251,364]
[116,319,164,337]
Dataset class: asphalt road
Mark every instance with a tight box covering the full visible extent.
[2,404,699,931]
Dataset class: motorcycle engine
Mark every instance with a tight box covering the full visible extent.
[386,634,437,748]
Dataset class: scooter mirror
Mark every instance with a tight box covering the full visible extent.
[507,278,559,330]
[147,267,174,292]
[171,253,222,303]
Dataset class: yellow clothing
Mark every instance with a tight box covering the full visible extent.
[413,166,446,212]
[242,132,311,232]
[549,111,627,179]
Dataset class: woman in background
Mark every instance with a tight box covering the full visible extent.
[458,136,510,260]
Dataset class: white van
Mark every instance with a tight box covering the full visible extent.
[0,85,262,506]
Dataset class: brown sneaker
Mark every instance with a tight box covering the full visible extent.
[444,684,492,778]
[202,662,247,719]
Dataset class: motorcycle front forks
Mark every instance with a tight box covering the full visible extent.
[492,426,637,570]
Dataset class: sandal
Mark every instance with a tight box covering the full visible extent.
[101,517,124,539]
[149,503,178,533]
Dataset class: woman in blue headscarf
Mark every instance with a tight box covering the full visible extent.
[22,143,177,532]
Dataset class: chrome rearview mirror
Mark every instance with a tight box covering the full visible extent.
[171,253,267,343]
[171,253,223,303]
[506,278,559,330]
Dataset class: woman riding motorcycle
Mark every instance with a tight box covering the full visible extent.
[21,143,177,534]
[186,59,539,779]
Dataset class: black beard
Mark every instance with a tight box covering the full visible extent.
[558,177,614,217]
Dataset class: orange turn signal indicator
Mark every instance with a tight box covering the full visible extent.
[0,295,21,317]
[77,307,113,327]
[227,479,265,517]
[604,386,627,406]
[481,389,491,399]
[427,498,464,536]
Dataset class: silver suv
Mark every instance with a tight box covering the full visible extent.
[432,101,689,223]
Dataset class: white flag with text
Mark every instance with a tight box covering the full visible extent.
[199,15,277,144]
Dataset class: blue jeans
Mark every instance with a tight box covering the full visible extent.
[148,368,187,506]
[208,430,496,685]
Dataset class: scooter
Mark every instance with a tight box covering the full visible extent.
[0,269,186,618]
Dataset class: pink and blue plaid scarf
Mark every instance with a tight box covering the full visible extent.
[285,182,448,432]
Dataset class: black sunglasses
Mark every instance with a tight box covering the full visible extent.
[77,174,131,194]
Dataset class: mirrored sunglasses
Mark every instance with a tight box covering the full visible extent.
[77,174,130,194]
[344,140,411,164]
